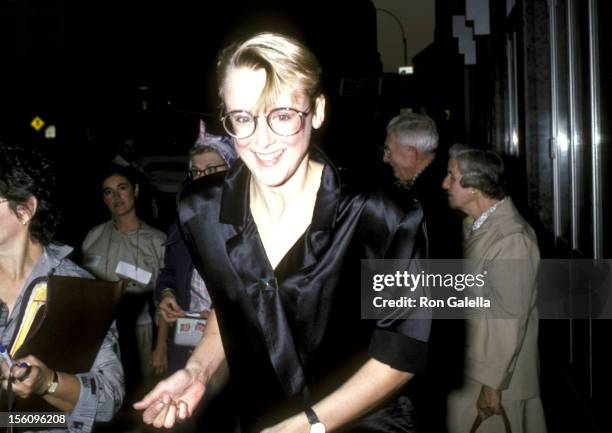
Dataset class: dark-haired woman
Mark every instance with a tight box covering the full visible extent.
[442,144,546,433]
[0,142,123,433]
[82,165,165,402]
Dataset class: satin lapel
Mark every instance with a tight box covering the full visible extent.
[226,220,310,397]
[299,154,340,273]
[222,161,310,398]
[220,148,344,398]
[281,154,341,377]
[225,217,271,308]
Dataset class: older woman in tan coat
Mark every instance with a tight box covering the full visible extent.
[443,144,547,433]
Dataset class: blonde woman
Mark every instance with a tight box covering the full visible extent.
[136,33,429,433]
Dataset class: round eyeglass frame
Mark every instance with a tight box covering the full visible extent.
[220,106,312,140]
[187,164,228,179]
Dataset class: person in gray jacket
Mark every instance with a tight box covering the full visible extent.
[0,142,124,433]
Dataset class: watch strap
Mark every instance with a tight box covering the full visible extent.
[305,407,320,425]
[40,370,59,396]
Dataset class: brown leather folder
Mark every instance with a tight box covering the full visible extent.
[0,275,123,414]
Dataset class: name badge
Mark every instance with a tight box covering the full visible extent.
[115,261,152,285]
[174,315,207,347]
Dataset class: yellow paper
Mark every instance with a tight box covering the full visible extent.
[10,281,47,357]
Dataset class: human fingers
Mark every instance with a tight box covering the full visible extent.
[142,400,166,424]
[154,364,167,376]
[167,299,185,316]
[478,407,492,420]
[12,362,31,382]
[163,401,178,429]
[177,400,191,421]
[160,308,174,323]
[160,297,179,312]
[0,361,11,384]
[160,309,170,322]
[160,300,183,322]
[10,364,41,398]
[134,382,171,410]
[12,356,45,383]
[152,400,174,429]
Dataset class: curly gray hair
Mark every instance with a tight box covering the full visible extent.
[449,143,506,199]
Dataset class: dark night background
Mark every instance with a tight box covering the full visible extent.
[1,0,467,247]
[1,1,611,432]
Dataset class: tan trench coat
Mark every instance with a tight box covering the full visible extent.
[447,198,547,433]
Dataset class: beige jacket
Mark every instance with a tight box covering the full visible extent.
[463,198,541,400]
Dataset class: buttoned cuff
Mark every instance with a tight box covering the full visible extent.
[67,373,99,433]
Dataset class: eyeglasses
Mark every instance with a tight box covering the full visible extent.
[220,106,311,140]
[187,164,228,179]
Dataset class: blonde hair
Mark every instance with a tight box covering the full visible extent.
[217,32,322,112]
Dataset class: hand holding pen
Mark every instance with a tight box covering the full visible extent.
[0,343,31,382]
[0,344,13,370]
[0,344,56,399]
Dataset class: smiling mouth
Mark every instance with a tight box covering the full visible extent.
[253,149,284,164]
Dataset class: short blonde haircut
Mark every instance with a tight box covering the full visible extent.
[217,32,322,112]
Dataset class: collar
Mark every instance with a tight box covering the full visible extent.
[219,145,341,231]
[20,243,73,297]
[394,172,423,191]
[40,243,73,270]
[394,157,434,191]
[472,197,507,232]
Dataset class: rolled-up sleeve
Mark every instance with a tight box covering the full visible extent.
[369,330,429,374]
[68,322,124,433]
[367,197,432,375]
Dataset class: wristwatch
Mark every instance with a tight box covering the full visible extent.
[305,407,326,433]
[41,370,59,395]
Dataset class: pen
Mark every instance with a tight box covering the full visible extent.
[0,343,13,369]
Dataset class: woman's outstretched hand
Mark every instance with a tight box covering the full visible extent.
[133,366,206,429]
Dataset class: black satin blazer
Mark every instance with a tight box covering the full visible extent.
[178,147,430,432]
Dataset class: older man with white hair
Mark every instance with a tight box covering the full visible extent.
[383,112,461,259]
[383,112,438,188]
[383,112,464,433]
